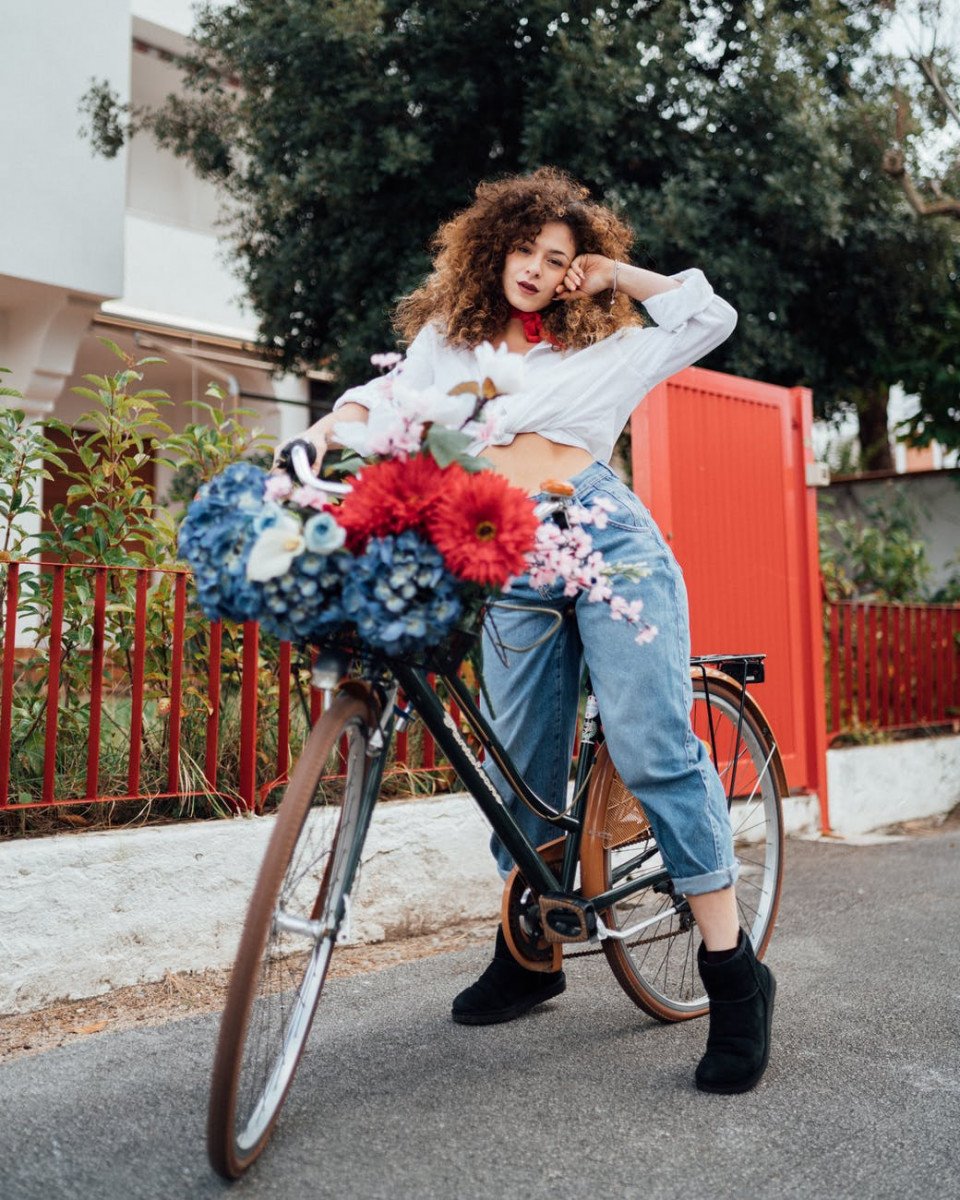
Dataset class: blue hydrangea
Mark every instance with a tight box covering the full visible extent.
[258,550,352,643]
[178,462,269,622]
[341,530,463,656]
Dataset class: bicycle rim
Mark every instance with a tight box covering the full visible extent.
[207,691,376,1179]
[581,677,784,1021]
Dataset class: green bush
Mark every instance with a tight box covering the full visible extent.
[819,487,933,603]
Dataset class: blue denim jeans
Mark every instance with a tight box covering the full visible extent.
[481,461,739,896]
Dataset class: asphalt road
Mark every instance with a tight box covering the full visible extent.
[1,832,958,1200]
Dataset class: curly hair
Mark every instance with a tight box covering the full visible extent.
[394,167,643,351]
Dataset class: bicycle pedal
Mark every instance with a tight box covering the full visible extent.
[538,894,598,944]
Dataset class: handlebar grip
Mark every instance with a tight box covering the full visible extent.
[276,438,318,481]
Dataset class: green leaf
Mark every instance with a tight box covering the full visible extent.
[96,337,126,361]
[454,452,493,474]
[330,454,365,476]
[424,426,474,468]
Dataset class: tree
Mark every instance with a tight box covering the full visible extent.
[85,0,958,463]
[873,0,960,450]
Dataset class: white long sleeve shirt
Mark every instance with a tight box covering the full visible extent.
[333,268,737,464]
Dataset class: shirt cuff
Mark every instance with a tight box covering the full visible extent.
[640,268,716,333]
[332,377,392,412]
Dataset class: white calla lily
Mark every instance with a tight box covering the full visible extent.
[246,512,306,581]
[474,341,527,395]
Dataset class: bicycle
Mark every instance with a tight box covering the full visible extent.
[207,446,786,1179]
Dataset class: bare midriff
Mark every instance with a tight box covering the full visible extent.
[482,433,594,495]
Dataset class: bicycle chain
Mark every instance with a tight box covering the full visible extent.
[565,926,689,958]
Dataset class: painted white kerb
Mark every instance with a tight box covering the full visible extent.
[826,734,960,836]
[0,794,501,1015]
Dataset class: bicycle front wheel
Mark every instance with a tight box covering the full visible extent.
[208,688,379,1179]
[580,674,784,1022]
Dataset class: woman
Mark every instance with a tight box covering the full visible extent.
[279,167,775,1094]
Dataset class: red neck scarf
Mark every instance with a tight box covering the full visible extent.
[510,306,564,348]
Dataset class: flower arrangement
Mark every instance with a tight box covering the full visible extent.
[177,347,656,662]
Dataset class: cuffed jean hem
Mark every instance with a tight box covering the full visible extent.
[671,861,741,897]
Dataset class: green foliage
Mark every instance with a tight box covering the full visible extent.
[927,553,960,603]
[38,340,176,566]
[0,385,66,562]
[0,348,291,830]
[890,249,960,453]
[79,0,960,459]
[160,385,274,509]
[819,487,934,602]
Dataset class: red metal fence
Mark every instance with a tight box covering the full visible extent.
[4,559,958,815]
[0,560,459,814]
[824,599,960,742]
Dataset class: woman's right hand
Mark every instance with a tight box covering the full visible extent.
[270,402,370,475]
[270,423,330,475]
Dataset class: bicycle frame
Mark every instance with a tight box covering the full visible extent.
[326,648,768,937]
[391,663,672,915]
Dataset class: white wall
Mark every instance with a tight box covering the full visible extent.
[108,212,254,336]
[0,1,129,299]
[132,0,205,37]
[126,50,223,234]
[0,794,503,1014]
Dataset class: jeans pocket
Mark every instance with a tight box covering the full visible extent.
[587,483,654,533]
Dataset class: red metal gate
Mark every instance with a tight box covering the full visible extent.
[631,367,829,829]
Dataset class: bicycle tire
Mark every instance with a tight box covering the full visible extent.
[207,688,379,1179]
[580,673,784,1022]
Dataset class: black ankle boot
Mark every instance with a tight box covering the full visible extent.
[451,926,566,1025]
[695,929,776,1094]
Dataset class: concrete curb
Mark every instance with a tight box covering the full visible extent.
[0,793,502,1015]
[826,732,960,835]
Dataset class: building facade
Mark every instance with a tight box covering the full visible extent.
[0,0,313,537]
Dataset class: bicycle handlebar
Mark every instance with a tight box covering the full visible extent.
[276,439,352,496]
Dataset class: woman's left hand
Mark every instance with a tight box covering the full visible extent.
[555,254,615,301]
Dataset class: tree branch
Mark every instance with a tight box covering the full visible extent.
[882,145,960,217]
[913,54,960,130]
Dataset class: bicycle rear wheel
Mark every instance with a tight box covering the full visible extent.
[207,689,379,1179]
[580,674,784,1022]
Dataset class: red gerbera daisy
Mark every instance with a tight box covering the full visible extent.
[426,471,539,588]
[336,454,459,552]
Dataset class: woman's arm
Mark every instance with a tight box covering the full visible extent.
[558,256,737,392]
[272,322,439,468]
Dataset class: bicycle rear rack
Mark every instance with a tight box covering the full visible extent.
[690,653,766,684]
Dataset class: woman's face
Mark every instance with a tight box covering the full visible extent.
[501,220,576,313]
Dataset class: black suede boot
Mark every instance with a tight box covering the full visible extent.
[695,929,776,1094]
[451,926,566,1025]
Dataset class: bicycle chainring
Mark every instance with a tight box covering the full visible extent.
[500,837,564,973]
